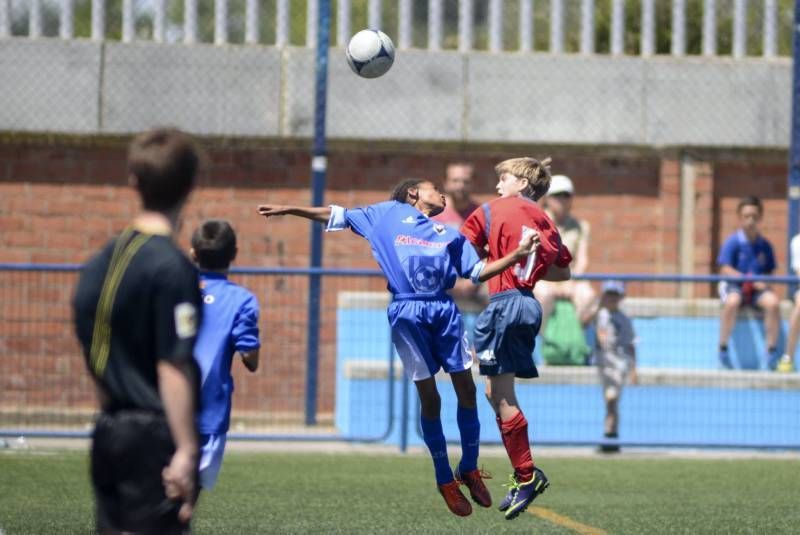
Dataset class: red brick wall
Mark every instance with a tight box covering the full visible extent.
[0,138,791,426]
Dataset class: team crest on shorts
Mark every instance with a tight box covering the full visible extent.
[478,349,497,365]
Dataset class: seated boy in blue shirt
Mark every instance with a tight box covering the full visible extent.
[716,196,780,369]
[191,220,260,490]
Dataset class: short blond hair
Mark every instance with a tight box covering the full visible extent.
[494,157,552,200]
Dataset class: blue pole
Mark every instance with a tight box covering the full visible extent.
[305,0,331,426]
[789,1,800,289]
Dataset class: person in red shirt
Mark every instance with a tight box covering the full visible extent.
[462,157,572,520]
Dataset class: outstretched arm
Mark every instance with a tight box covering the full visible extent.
[257,204,332,223]
[475,232,538,283]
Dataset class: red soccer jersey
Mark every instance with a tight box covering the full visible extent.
[462,196,572,295]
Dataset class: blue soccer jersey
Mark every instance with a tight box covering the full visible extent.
[327,201,483,295]
[717,230,776,275]
[194,272,260,435]
[328,201,484,381]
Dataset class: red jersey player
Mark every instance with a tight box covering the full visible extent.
[461,157,572,520]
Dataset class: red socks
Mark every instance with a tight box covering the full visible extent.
[498,411,534,482]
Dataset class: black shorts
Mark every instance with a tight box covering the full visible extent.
[91,411,189,534]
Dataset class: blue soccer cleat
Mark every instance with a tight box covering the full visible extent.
[505,467,549,520]
[498,473,519,512]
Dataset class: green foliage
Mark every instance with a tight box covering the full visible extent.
[9,0,799,55]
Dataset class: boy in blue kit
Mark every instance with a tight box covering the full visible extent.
[716,196,780,369]
[190,220,260,491]
[258,179,537,517]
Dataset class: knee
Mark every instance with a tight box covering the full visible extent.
[761,293,779,311]
[455,380,477,407]
[723,294,741,312]
[419,391,442,418]
[575,282,596,304]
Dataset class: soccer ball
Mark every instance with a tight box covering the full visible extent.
[345,29,395,79]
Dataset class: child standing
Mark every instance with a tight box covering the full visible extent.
[191,220,261,490]
[594,280,637,453]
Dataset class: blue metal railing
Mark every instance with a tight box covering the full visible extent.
[3,263,799,284]
[4,263,800,449]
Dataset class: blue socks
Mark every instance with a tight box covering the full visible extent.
[456,406,480,474]
[420,416,453,485]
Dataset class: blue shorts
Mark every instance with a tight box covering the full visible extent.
[198,433,227,490]
[474,289,541,378]
[718,281,764,307]
[388,294,472,382]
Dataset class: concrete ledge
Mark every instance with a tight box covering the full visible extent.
[337,291,796,319]
[343,360,800,390]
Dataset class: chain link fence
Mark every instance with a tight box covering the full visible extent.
[3,267,799,448]
[1,1,799,448]
[0,0,795,145]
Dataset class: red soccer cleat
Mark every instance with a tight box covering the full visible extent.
[456,468,493,508]
[437,480,473,517]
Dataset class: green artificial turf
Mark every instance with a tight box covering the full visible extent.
[1,450,798,534]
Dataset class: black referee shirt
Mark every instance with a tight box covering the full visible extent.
[73,229,202,413]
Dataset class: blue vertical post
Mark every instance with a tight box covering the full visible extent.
[305,0,331,426]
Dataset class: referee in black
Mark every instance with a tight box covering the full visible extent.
[73,128,203,534]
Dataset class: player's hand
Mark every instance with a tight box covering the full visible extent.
[515,230,540,258]
[162,448,198,524]
[257,204,290,218]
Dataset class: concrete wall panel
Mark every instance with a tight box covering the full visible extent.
[284,48,465,140]
[102,42,281,136]
[468,55,646,144]
[0,39,101,133]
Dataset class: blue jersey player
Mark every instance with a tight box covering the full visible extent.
[190,220,260,492]
[258,179,536,517]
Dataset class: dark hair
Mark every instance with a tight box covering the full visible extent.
[390,178,426,204]
[737,195,763,215]
[128,128,200,212]
[191,220,237,270]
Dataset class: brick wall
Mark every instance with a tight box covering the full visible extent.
[0,137,790,426]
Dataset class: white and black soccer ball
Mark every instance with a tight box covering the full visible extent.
[345,29,395,79]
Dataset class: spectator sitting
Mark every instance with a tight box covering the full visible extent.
[534,175,596,331]
[777,233,800,372]
[717,196,780,370]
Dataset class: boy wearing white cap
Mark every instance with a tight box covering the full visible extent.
[594,280,637,453]
[535,175,596,331]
